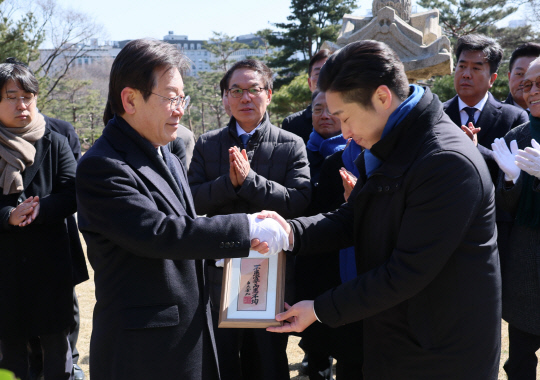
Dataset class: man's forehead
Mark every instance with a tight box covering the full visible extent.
[459,50,488,64]
[524,64,540,80]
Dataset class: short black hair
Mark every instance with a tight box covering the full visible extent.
[103,38,190,125]
[0,57,39,100]
[309,49,331,76]
[455,34,503,75]
[222,59,273,92]
[219,76,227,97]
[311,89,321,103]
[318,40,409,109]
[509,42,540,72]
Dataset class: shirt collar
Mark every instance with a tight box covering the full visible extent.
[236,121,261,137]
[458,92,489,112]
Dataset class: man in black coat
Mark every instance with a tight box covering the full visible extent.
[188,59,310,380]
[76,39,283,380]
[442,34,528,183]
[263,40,502,379]
[282,49,331,144]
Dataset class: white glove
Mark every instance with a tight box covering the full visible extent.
[215,259,224,267]
[515,139,540,179]
[248,213,289,256]
[492,138,520,182]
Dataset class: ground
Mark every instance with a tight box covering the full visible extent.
[75,238,538,379]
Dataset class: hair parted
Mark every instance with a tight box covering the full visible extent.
[103,38,190,125]
[509,42,540,72]
[222,59,273,92]
[318,40,409,109]
[455,34,503,75]
[0,57,39,100]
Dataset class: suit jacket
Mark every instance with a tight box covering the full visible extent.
[76,115,251,380]
[290,88,501,379]
[281,105,312,144]
[443,93,528,182]
[0,129,76,338]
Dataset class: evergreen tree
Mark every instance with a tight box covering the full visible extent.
[202,32,249,72]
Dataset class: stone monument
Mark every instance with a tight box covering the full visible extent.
[322,0,452,81]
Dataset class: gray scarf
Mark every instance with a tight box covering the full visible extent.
[0,113,46,195]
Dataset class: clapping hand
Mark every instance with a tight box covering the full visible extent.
[492,138,520,182]
[462,122,481,147]
[515,139,540,179]
[8,196,40,227]
[339,168,357,202]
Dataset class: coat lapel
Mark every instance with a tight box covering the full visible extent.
[445,96,462,127]
[22,130,51,190]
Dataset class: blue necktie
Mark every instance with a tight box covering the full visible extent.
[240,134,250,149]
[464,107,477,126]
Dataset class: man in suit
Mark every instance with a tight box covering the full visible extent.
[443,34,528,182]
[76,39,285,380]
[263,40,502,380]
[282,50,331,144]
[504,42,540,110]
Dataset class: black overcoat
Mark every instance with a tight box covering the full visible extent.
[76,116,251,380]
[0,128,76,338]
[290,88,502,379]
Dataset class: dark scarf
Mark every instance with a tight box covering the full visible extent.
[306,130,347,158]
[516,115,540,227]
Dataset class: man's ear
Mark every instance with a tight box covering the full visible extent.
[372,85,393,111]
[121,87,138,115]
[489,73,498,88]
[266,88,272,104]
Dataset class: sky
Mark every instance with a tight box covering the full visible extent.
[53,0,376,42]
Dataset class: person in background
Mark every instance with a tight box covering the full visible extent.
[504,42,540,110]
[0,58,77,380]
[188,59,310,380]
[282,50,331,144]
[492,57,540,379]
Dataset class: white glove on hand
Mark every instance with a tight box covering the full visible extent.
[515,139,540,179]
[492,138,520,182]
[248,213,289,256]
[215,259,224,267]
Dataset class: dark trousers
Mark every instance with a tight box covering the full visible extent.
[504,324,540,379]
[0,329,73,380]
[211,311,290,380]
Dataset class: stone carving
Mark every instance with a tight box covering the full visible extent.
[321,1,452,81]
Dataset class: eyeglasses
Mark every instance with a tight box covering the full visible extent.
[149,92,190,110]
[2,93,36,107]
[312,106,331,117]
[228,87,267,98]
[520,77,540,93]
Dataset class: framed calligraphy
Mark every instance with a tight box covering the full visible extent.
[218,251,286,328]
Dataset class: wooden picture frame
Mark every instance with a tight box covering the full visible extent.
[218,251,286,328]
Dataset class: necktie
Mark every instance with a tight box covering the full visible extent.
[240,134,250,149]
[464,107,477,126]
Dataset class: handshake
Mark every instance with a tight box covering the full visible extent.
[216,211,291,267]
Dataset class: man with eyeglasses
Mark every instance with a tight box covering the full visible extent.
[188,59,311,380]
[76,40,287,380]
[491,57,540,380]
[282,50,331,144]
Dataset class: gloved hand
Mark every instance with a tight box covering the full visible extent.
[515,139,540,179]
[215,259,224,267]
[492,138,520,182]
[248,213,289,256]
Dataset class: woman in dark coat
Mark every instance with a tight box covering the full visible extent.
[0,61,76,380]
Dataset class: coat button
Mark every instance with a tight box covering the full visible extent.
[377,186,382,192]
[219,242,224,248]
[235,242,240,247]
[385,186,390,191]
[224,242,230,248]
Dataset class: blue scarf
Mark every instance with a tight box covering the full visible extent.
[306,130,347,158]
[364,85,424,177]
[339,139,363,283]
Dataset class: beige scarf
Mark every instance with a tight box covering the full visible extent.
[0,113,46,195]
